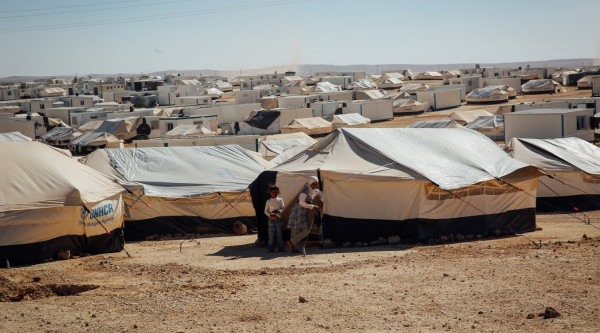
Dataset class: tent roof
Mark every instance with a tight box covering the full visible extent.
[504,137,600,174]
[39,127,77,141]
[78,120,105,132]
[0,142,123,212]
[274,128,540,190]
[467,87,508,98]
[166,124,215,137]
[0,131,32,142]
[449,109,493,123]
[522,79,558,89]
[331,113,371,125]
[282,117,332,129]
[409,120,463,128]
[315,82,340,92]
[261,137,317,155]
[90,145,268,198]
[70,131,121,147]
[466,115,504,129]
[95,116,142,135]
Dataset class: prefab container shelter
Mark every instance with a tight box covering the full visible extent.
[504,108,594,142]
[504,137,600,211]
[416,88,462,111]
[249,128,542,244]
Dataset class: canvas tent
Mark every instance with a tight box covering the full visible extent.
[78,119,104,132]
[95,116,143,140]
[414,72,443,80]
[521,79,559,94]
[250,128,542,244]
[381,91,425,114]
[39,127,79,145]
[465,115,505,141]
[331,113,371,129]
[83,145,268,240]
[280,117,333,136]
[504,137,600,211]
[408,119,463,128]
[0,131,32,142]
[0,142,125,266]
[577,75,597,89]
[69,131,124,153]
[448,109,494,125]
[259,132,317,160]
[314,82,341,93]
[466,87,509,103]
[165,124,216,138]
[378,77,403,90]
[400,83,429,94]
[348,78,377,90]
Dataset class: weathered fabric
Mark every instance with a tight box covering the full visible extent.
[287,186,312,230]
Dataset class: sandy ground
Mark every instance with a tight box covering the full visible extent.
[1,211,599,333]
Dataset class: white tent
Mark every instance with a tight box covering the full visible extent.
[314,82,341,93]
[465,115,505,141]
[0,131,32,142]
[0,142,125,266]
[448,109,494,125]
[409,119,464,128]
[250,128,542,244]
[521,79,559,94]
[39,127,80,145]
[94,116,143,140]
[165,124,216,138]
[414,71,443,80]
[83,145,269,240]
[259,132,317,159]
[349,78,377,90]
[378,77,403,90]
[331,113,371,129]
[504,137,600,211]
[280,117,333,136]
[400,83,430,94]
[466,87,509,103]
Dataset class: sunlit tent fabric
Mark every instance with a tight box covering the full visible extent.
[0,142,125,266]
[0,131,31,142]
[260,136,317,156]
[83,145,269,240]
[414,71,443,80]
[314,82,340,93]
[331,113,371,129]
[78,120,104,132]
[504,137,600,211]
[448,109,493,125]
[165,124,216,137]
[409,119,463,128]
[349,78,377,90]
[95,116,143,140]
[466,87,509,103]
[250,128,542,244]
[400,83,429,94]
[378,77,403,89]
[39,127,78,143]
[280,117,333,135]
[466,115,504,141]
[70,131,123,149]
[521,79,559,94]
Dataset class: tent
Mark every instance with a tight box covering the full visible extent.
[314,82,341,93]
[414,71,443,80]
[209,81,233,92]
[383,72,405,80]
[280,117,333,136]
[577,75,598,89]
[348,78,377,90]
[466,87,509,103]
[400,83,429,94]
[331,113,371,129]
[82,145,269,240]
[69,132,124,153]
[0,142,125,266]
[409,119,463,128]
[521,79,559,94]
[259,132,317,159]
[39,127,80,145]
[78,120,105,132]
[205,88,224,98]
[448,109,493,125]
[465,115,504,141]
[378,77,403,90]
[165,124,216,138]
[250,128,542,244]
[504,137,600,211]
[95,116,143,140]
[0,131,32,142]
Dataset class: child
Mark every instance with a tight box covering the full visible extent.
[264,186,285,252]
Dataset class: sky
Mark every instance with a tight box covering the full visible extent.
[0,0,599,77]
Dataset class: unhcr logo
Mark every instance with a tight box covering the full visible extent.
[87,203,114,219]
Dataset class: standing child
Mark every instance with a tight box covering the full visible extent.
[264,186,285,252]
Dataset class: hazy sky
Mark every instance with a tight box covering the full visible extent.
[0,0,598,77]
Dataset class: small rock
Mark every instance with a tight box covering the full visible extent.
[582,234,588,239]
[455,234,465,241]
[144,235,158,241]
[306,316,311,321]
[232,221,247,235]
[57,250,71,260]
[439,235,448,242]
[369,237,386,246]
[443,273,449,277]
[91,314,97,318]
[133,324,138,329]
[259,270,267,275]
[491,230,502,237]
[298,296,308,303]
[526,313,535,319]
[32,277,41,283]
[388,236,401,245]
[342,242,352,248]
[465,234,475,240]
[543,307,560,319]
[320,239,335,249]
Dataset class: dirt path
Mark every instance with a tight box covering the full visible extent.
[1,212,599,332]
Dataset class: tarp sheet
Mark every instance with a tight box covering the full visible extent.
[409,120,463,128]
[70,131,121,147]
[104,145,268,197]
[0,131,31,142]
[466,115,504,129]
[39,127,75,142]
[331,113,371,126]
[244,110,280,129]
[261,137,316,155]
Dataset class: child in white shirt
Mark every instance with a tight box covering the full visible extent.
[264,186,285,252]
